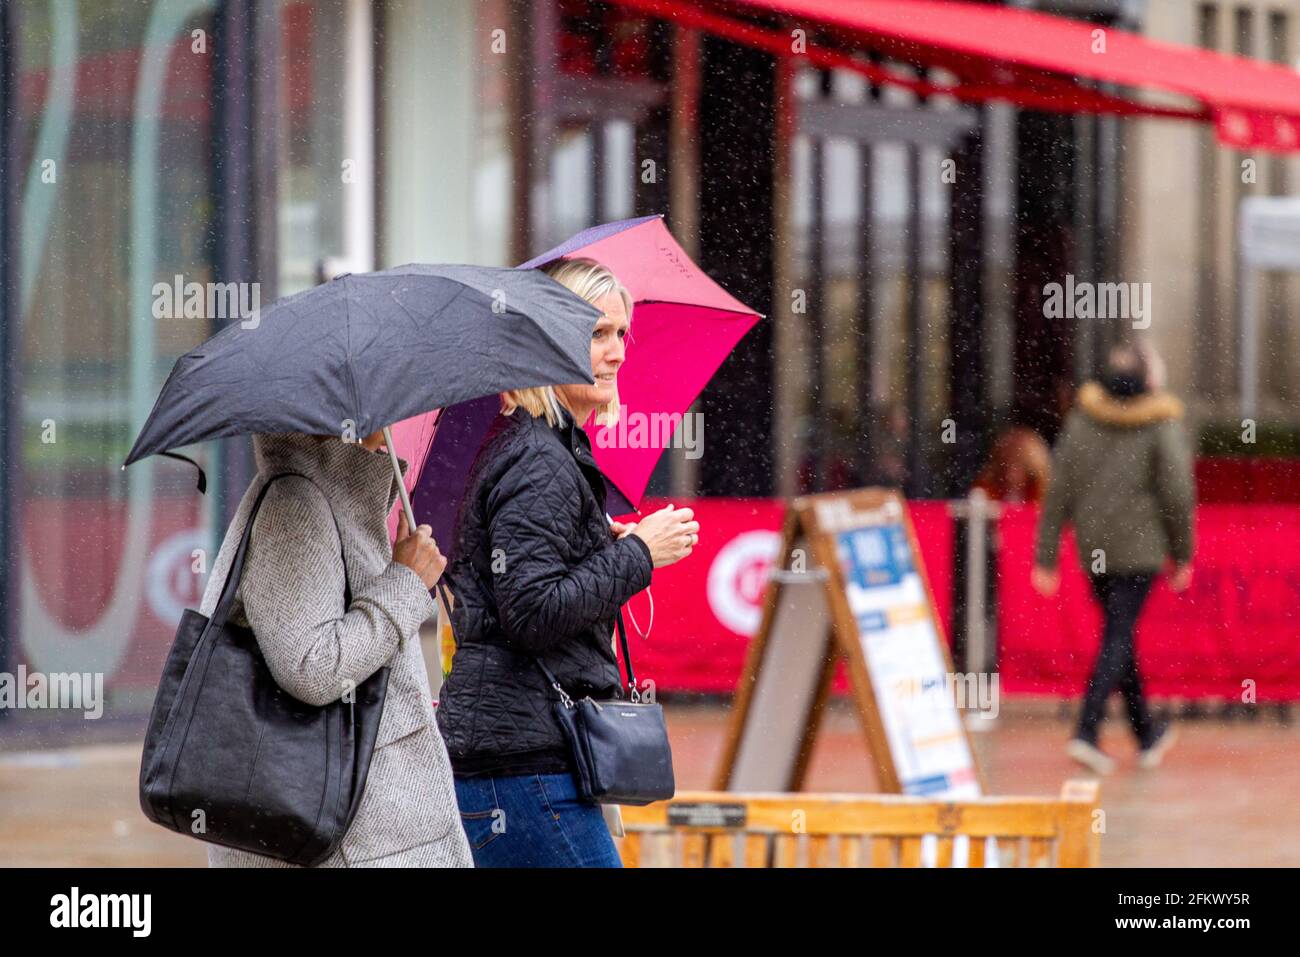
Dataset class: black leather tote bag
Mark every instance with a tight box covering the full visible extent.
[140,472,389,865]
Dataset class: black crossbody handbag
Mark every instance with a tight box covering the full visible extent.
[537,610,675,806]
[139,473,388,866]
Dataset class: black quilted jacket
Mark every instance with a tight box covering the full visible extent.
[435,408,654,776]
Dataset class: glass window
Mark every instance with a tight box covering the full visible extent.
[8,0,220,740]
[277,0,347,293]
[380,0,515,266]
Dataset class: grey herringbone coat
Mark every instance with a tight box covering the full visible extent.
[198,433,473,868]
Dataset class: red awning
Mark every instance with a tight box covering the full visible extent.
[609,0,1300,152]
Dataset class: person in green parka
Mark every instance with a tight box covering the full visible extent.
[1032,342,1194,774]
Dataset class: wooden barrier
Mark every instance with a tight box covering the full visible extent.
[617,780,1101,868]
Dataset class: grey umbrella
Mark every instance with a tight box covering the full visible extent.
[124,263,599,527]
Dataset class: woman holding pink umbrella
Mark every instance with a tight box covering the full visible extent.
[435,258,700,867]
[406,214,761,549]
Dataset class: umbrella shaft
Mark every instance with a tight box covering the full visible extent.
[382,425,450,638]
[383,426,418,532]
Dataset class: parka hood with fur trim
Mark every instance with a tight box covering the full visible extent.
[1076,381,1183,428]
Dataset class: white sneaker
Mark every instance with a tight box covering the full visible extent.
[1067,738,1116,775]
[1138,724,1179,769]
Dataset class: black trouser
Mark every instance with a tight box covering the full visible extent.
[1077,572,1156,747]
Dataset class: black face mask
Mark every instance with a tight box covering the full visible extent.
[1102,370,1147,398]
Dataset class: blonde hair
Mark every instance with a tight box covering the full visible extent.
[501,257,633,428]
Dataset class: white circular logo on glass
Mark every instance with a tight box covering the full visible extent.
[147,529,209,626]
[706,530,782,635]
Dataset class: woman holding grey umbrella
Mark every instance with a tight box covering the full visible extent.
[197,426,474,868]
[437,259,700,867]
[126,264,605,867]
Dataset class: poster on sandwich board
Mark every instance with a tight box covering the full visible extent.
[716,488,983,800]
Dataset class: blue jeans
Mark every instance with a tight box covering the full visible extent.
[454,772,623,868]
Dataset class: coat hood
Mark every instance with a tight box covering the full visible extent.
[1076,381,1183,428]
[252,432,409,523]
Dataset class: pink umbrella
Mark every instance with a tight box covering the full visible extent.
[390,214,762,548]
[383,411,441,541]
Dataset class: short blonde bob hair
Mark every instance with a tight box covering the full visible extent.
[502,257,633,428]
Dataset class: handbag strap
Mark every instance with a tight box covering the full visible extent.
[614,611,636,694]
[436,580,456,641]
[432,577,642,705]
[533,609,639,706]
[209,472,350,631]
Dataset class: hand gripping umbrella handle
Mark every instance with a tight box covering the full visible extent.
[383,425,453,635]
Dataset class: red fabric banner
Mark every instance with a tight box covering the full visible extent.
[1195,456,1300,503]
[997,504,1300,700]
[620,497,953,694]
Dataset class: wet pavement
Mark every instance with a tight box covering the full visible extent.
[1,698,1295,867]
